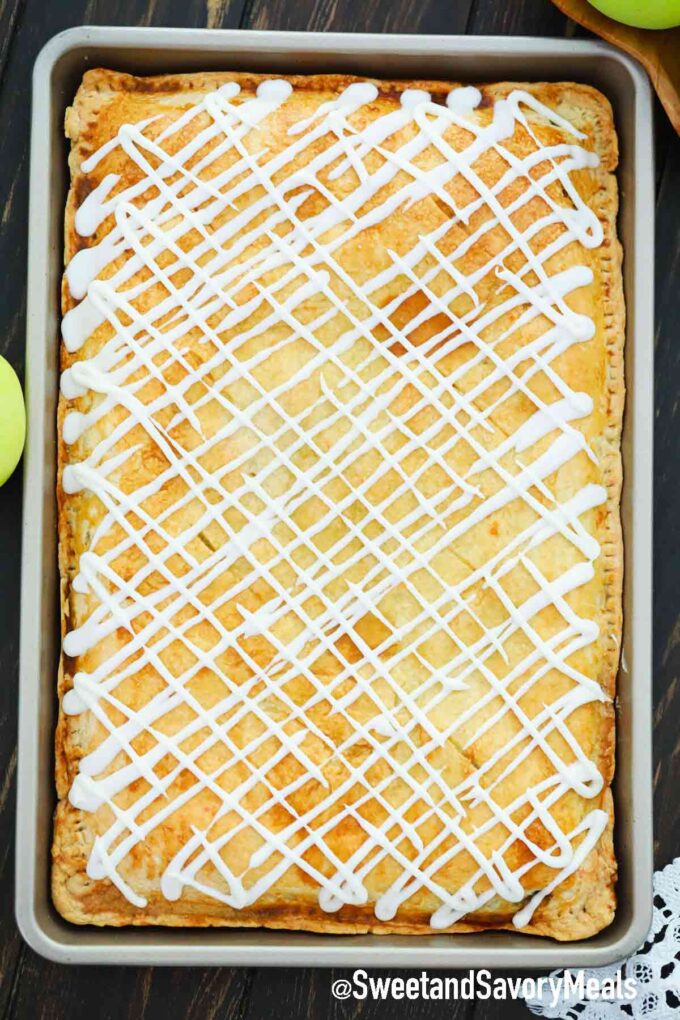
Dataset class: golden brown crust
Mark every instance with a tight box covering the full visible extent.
[54,69,623,940]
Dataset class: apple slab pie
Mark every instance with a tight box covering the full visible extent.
[53,69,624,940]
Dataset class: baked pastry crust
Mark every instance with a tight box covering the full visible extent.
[53,69,623,940]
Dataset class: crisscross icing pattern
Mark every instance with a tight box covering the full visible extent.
[60,76,614,928]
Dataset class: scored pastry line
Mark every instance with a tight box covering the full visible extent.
[61,78,610,926]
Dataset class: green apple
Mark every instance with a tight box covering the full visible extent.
[587,0,680,28]
[0,356,25,485]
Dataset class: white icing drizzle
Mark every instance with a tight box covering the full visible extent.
[61,76,612,927]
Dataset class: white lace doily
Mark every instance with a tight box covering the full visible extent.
[524,857,680,1019]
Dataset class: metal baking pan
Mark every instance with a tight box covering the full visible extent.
[17,26,654,968]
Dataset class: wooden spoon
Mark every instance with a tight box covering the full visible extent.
[551,0,680,133]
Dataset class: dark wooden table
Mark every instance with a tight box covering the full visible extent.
[0,2,677,1017]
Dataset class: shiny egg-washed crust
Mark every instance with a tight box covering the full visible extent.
[53,69,623,939]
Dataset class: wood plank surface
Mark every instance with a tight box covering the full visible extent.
[0,2,677,1018]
